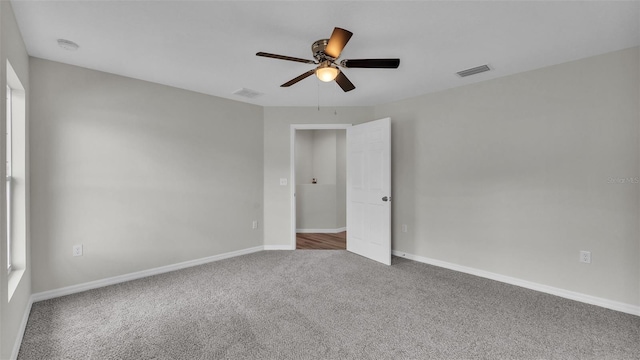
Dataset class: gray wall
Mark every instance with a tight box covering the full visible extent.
[295,129,346,231]
[263,107,374,247]
[295,185,337,230]
[336,130,347,229]
[0,1,31,358]
[311,130,337,185]
[29,58,264,293]
[374,47,640,306]
[295,130,314,186]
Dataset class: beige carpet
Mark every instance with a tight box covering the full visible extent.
[18,250,640,359]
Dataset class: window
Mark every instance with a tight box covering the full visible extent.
[6,85,11,273]
[6,60,26,299]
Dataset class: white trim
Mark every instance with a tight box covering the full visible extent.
[290,126,296,251]
[291,124,352,130]
[296,227,347,233]
[11,295,33,360]
[264,245,295,250]
[392,250,640,316]
[32,246,263,302]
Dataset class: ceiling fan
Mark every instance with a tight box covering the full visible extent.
[256,27,400,92]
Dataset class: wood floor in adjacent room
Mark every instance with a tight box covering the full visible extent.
[296,231,346,250]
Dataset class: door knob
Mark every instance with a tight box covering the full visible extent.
[382,196,390,202]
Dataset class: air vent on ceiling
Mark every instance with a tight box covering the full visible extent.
[456,64,491,78]
[57,39,79,51]
[232,88,263,99]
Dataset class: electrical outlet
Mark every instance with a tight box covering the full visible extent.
[252,220,258,229]
[579,250,591,264]
[401,224,408,233]
[73,244,83,257]
[279,178,288,186]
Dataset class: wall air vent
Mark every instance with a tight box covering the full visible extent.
[232,88,263,99]
[456,64,491,78]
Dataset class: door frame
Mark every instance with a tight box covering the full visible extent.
[290,124,352,250]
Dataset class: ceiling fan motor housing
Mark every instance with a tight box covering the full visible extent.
[312,39,332,61]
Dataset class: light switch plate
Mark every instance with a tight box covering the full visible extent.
[579,250,591,263]
[73,244,83,257]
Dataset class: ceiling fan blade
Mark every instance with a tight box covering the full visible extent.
[341,58,400,68]
[325,27,353,59]
[281,70,316,87]
[256,52,316,64]
[335,71,355,92]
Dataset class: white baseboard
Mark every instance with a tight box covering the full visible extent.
[392,250,640,317]
[32,246,264,302]
[11,295,33,360]
[296,227,347,234]
[264,245,295,250]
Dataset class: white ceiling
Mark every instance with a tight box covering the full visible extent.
[10,0,640,107]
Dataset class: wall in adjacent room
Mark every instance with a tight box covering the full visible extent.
[335,130,347,229]
[263,106,374,248]
[295,129,346,231]
[295,130,314,186]
[311,130,337,185]
[0,2,31,359]
[374,47,640,307]
[29,58,264,293]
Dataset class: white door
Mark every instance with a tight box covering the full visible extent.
[347,118,391,265]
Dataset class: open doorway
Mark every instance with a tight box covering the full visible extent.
[290,124,350,250]
[291,119,391,263]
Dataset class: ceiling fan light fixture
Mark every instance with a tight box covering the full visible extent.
[316,63,339,82]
